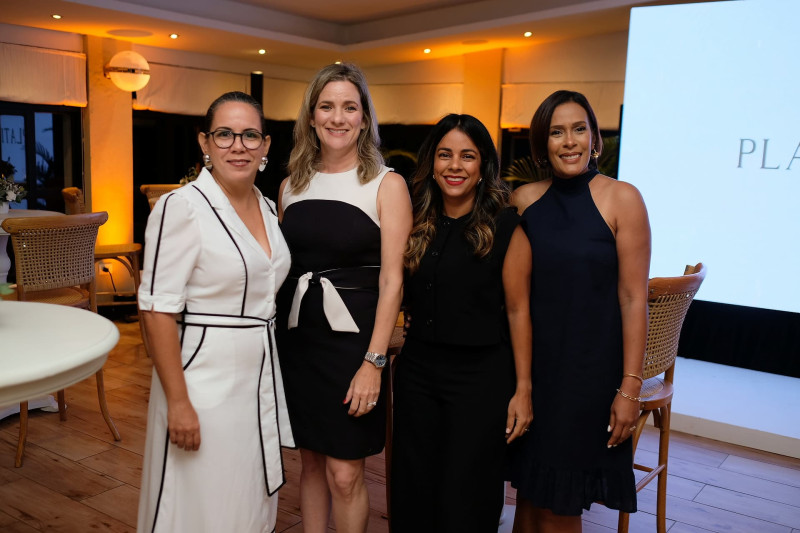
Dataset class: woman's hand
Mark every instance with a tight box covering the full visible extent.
[345,362,383,417]
[167,397,201,451]
[607,391,641,447]
[505,388,533,443]
[143,310,201,451]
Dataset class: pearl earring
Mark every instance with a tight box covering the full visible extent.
[203,153,212,170]
[259,156,268,172]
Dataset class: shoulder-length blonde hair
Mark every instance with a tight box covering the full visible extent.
[404,114,510,274]
[287,63,383,191]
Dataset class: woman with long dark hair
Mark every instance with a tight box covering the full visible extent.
[391,114,533,532]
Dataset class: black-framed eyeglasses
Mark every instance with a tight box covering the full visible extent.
[205,128,265,149]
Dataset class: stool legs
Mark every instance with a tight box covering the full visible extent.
[655,404,671,533]
[15,401,29,468]
[96,369,121,441]
[130,252,151,357]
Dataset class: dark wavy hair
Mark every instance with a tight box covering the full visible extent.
[529,90,603,170]
[203,91,267,133]
[404,114,509,273]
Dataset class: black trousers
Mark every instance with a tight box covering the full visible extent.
[390,338,515,533]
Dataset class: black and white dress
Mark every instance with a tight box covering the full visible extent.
[137,169,294,533]
[276,166,391,459]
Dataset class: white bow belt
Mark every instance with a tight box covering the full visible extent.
[287,266,380,333]
[178,312,294,496]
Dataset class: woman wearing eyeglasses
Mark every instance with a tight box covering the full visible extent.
[137,91,294,533]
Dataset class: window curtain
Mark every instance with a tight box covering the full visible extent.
[262,78,307,121]
[501,82,624,130]
[133,63,250,116]
[370,84,462,125]
[0,43,87,106]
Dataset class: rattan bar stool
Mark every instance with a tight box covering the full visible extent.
[1,212,121,467]
[618,263,706,533]
[140,183,182,211]
[62,187,149,356]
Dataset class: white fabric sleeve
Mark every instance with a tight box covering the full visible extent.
[137,193,201,313]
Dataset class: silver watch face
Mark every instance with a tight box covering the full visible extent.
[366,353,387,368]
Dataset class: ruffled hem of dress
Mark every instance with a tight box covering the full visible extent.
[507,460,637,516]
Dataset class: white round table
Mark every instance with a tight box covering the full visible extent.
[0,208,64,283]
[0,301,120,408]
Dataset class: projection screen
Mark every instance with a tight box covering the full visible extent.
[619,0,800,314]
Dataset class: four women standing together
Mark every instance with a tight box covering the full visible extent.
[138,62,650,533]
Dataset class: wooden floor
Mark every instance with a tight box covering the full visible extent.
[1,318,799,532]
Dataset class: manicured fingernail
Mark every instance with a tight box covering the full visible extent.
[607,425,612,432]
[607,444,612,448]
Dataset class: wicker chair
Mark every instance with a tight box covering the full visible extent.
[618,263,706,533]
[62,187,149,356]
[140,183,182,211]
[1,212,121,467]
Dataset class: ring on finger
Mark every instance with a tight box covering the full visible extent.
[629,425,637,431]
[367,401,377,407]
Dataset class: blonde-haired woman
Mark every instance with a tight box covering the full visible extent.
[276,63,412,532]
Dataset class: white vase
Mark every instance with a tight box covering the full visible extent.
[0,202,8,215]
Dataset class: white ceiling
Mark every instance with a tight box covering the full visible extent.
[0,0,718,70]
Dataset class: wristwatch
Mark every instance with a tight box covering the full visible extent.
[364,351,387,368]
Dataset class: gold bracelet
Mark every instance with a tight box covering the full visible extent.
[616,388,641,402]
[622,373,643,384]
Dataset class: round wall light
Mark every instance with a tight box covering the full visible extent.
[104,51,151,92]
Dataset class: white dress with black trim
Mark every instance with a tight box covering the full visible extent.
[137,169,294,533]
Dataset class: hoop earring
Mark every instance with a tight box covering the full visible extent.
[591,149,600,159]
[203,153,212,170]
[259,156,268,172]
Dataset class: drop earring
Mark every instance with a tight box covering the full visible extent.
[591,148,600,159]
[259,156,268,172]
[203,153,212,170]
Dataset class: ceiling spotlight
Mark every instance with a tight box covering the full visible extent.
[52,14,62,19]
[169,33,179,39]
[423,48,431,54]
[258,49,266,55]
[252,70,263,75]
[524,31,532,38]
[335,61,342,64]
